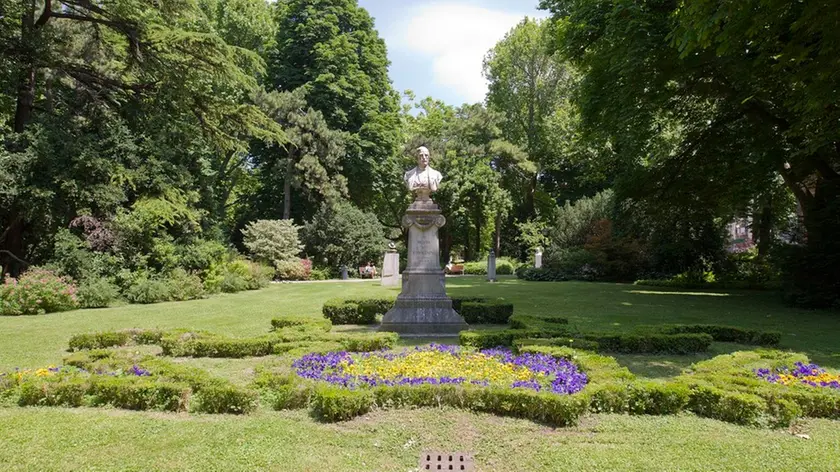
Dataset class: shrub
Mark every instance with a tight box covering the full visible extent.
[159,334,274,358]
[18,378,87,407]
[69,331,131,351]
[687,385,766,426]
[219,272,249,293]
[241,219,303,266]
[0,268,79,315]
[76,277,119,308]
[496,258,517,275]
[459,301,514,324]
[321,298,389,325]
[87,377,188,411]
[641,324,781,347]
[451,297,487,312]
[271,315,332,332]
[335,332,399,352]
[167,269,205,301]
[311,384,374,421]
[190,385,258,414]
[627,382,690,415]
[459,329,569,349]
[309,266,331,280]
[508,314,569,330]
[302,202,388,269]
[581,332,713,354]
[463,261,487,275]
[514,337,600,351]
[275,259,309,281]
[516,268,569,282]
[124,276,173,304]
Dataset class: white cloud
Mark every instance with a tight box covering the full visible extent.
[387,3,545,104]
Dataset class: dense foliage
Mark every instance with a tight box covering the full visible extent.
[0,0,835,308]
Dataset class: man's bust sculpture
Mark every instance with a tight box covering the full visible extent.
[404,146,443,198]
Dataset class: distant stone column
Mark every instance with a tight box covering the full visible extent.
[535,248,543,269]
[381,243,400,287]
[487,250,497,282]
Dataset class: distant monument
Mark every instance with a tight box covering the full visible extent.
[381,242,400,287]
[380,146,468,336]
[487,250,497,282]
[535,247,543,269]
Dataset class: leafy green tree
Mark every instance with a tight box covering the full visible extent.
[302,202,387,268]
[0,0,281,274]
[484,18,573,217]
[268,0,401,210]
[539,0,840,305]
[253,88,348,220]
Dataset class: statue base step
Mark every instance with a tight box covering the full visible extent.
[380,298,468,337]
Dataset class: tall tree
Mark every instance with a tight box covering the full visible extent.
[0,0,282,273]
[540,0,840,305]
[483,18,573,218]
[252,88,347,220]
[268,0,401,211]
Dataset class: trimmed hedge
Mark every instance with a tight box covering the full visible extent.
[510,331,712,354]
[270,315,332,333]
[311,384,374,421]
[636,324,781,347]
[508,314,569,330]
[159,334,275,358]
[308,382,589,426]
[68,328,167,351]
[334,332,399,352]
[633,279,781,291]
[459,301,514,324]
[459,328,571,349]
[68,331,130,351]
[514,337,600,351]
[579,332,713,354]
[451,297,487,312]
[190,385,258,414]
[322,298,394,325]
[87,377,188,411]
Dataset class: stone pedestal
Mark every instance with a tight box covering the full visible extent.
[535,248,543,269]
[380,196,468,336]
[487,250,497,282]
[381,248,400,287]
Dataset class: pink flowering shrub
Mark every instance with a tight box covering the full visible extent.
[1,268,79,316]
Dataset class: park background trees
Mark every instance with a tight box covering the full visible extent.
[0,0,836,307]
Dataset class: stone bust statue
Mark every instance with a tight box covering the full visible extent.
[404,146,443,196]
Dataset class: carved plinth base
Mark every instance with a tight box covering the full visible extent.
[380,199,468,337]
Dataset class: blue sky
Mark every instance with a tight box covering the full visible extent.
[356,0,547,107]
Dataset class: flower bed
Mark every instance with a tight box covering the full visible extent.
[756,362,840,389]
[292,344,587,394]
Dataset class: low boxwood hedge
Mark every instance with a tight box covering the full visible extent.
[270,315,332,333]
[322,298,395,325]
[459,301,514,324]
[508,314,569,329]
[459,328,571,349]
[190,385,258,414]
[635,324,781,347]
[579,332,713,354]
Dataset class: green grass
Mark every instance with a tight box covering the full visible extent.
[1,277,839,471]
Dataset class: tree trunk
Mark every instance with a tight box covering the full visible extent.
[755,203,773,258]
[14,5,36,134]
[475,209,482,258]
[0,217,26,277]
[283,152,293,220]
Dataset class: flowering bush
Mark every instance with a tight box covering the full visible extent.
[756,362,840,389]
[0,268,79,315]
[292,344,587,394]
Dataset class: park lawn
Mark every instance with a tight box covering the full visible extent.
[1,277,839,471]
